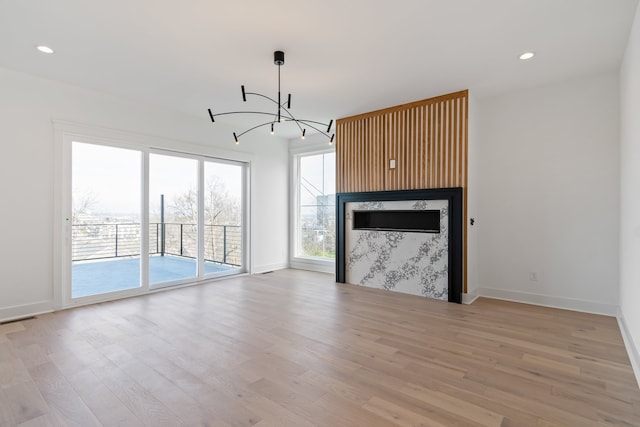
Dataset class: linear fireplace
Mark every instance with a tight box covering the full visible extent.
[353,209,440,233]
[336,188,463,303]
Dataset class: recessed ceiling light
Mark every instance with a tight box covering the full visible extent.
[519,52,535,60]
[36,45,54,54]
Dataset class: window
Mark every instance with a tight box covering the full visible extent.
[294,151,336,260]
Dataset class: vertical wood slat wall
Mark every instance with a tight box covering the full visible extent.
[336,90,468,292]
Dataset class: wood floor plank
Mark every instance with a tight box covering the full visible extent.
[400,382,504,427]
[1,380,50,425]
[88,358,185,426]
[206,372,316,427]
[1,269,639,426]
[27,361,102,426]
[65,368,142,427]
[0,342,31,388]
[363,395,449,427]
[16,413,58,427]
[297,368,372,405]
[483,386,597,426]
[0,388,15,426]
[311,392,392,427]
[433,380,540,426]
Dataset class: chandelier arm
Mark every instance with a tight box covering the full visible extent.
[245,88,298,124]
[294,119,333,129]
[209,111,284,120]
[236,118,334,142]
[244,92,280,108]
[210,111,334,141]
[296,120,333,139]
[243,92,295,121]
[287,117,305,135]
[296,120,335,143]
[236,120,279,139]
[272,105,305,134]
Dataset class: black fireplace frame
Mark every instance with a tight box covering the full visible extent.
[336,188,463,303]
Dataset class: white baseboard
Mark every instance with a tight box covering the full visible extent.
[289,258,335,274]
[0,301,53,324]
[478,287,618,316]
[462,288,480,304]
[252,262,289,275]
[617,308,640,388]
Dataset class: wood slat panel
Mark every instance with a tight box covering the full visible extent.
[429,101,436,187]
[336,90,469,292]
[436,100,442,188]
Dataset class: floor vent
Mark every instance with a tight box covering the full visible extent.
[1,316,36,325]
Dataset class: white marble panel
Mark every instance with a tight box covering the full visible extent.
[345,199,449,300]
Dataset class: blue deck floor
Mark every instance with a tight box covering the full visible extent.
[72,255,237,298]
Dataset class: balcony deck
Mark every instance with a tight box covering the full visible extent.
[72,255,237,298]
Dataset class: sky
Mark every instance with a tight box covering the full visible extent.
[300,152,335,205]
[72,141,243,219]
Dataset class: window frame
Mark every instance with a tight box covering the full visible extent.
[289,144,336,273]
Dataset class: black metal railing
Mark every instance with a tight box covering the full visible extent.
[72,222,241,266]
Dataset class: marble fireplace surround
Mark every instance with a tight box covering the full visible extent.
[336,188,463,303]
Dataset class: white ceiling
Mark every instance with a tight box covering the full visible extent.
[1,0,637,137]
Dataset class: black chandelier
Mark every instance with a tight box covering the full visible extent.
[207,51,334,145]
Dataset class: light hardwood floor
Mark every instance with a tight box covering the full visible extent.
[1,269,639,426]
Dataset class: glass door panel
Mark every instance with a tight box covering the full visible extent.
[149,153,198,286]
[203,161,244,275]
[71,142,141,298]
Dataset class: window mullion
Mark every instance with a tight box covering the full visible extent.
[197,159,205,279]
[141,151,150,289]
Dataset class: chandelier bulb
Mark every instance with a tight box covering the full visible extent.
[301,129,306,140]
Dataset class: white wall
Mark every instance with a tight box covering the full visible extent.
[0,66,289,321]
[619,2,640,380]
[476,72,620,315]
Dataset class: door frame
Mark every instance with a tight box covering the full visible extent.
[53,120,252,309]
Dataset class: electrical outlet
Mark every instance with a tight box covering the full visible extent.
[529,271,538,282]
[390,159,396,169]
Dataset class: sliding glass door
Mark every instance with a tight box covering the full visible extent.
[149,153,199,286]
[71,142,142,298]
[203,160,244,274]
[66,138,246,303]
